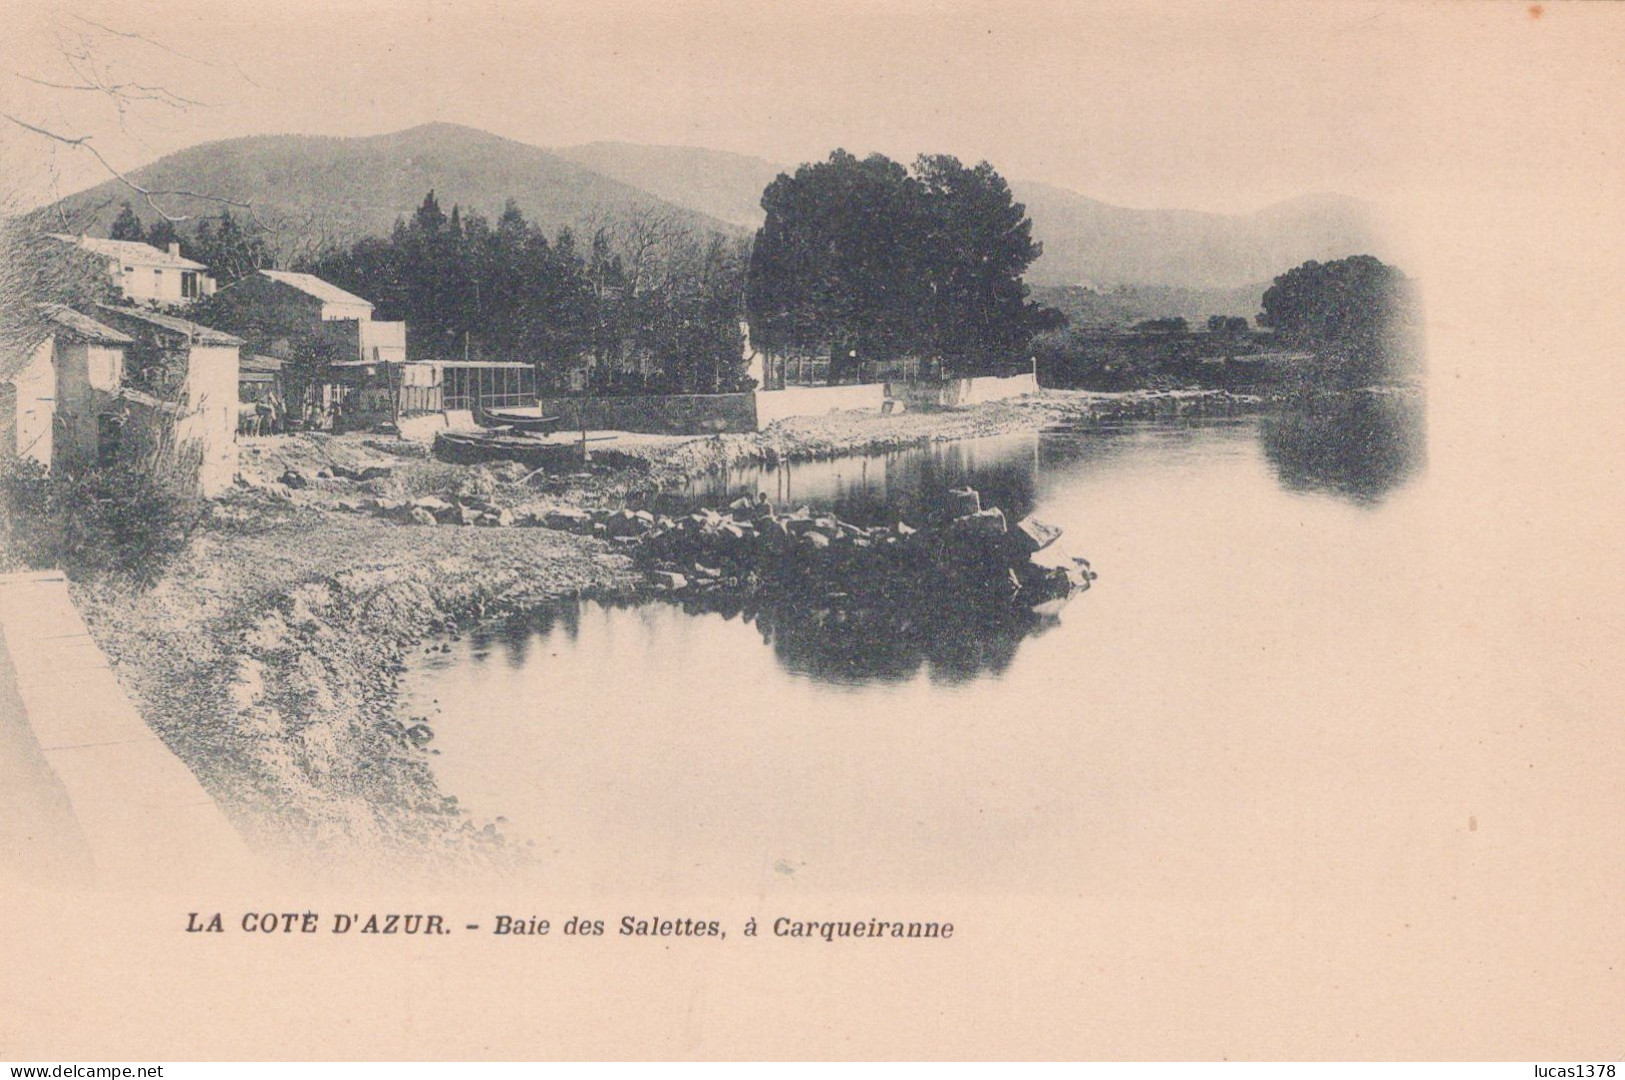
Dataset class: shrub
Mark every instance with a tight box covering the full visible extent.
[0,435,205,588]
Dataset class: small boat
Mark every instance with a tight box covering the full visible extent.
[434,429,617,469]
[472,398,564,434]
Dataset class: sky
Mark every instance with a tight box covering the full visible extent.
[0,0,1616,218]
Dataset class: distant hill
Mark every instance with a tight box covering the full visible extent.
[31,123,741,257]
[1011,183,1387,289]
[31,124,1387,292]
[1030,281,1271,331]
[538,149,1389,290]
[551,142,786,228]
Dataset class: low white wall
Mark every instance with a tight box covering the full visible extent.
[753,383,888,429]
[887,371,1039,409]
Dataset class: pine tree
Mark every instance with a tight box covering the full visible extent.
[145,218,181,255]
[109,202,145,241]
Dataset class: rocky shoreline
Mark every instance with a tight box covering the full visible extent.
[69,388,1255,877]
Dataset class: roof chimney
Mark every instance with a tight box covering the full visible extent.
[168,242,181,258]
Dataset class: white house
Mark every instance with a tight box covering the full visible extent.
[49,234,217,307]
[94,305,243,495]
[215,270,408,363]
[0,305,133,470]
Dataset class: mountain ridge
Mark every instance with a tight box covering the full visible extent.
[31,123,1387,291]
[30,123,743,258]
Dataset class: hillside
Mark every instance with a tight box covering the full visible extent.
[1011,183,1386,289]
[535,148,1388,290]
[32,124,1387,292]
[551,142,785,228]
[1029,281,1270,331]
[32,123,741,255]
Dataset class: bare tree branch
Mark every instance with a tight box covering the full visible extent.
[17,73,211,109]
[65,13,221,69]
[2,111,255,223]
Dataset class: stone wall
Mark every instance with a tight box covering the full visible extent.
[535,392,760,435]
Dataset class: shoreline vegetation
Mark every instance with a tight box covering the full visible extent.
[62,387,1285,878]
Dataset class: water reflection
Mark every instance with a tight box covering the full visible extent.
[467,581,1058,687]
[669,588,1056,685]
[661,393,1424,524]
[658,435,1040,528]
[1260,390,1426,506]
[407,403,1436,889]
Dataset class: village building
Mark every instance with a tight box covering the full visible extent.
[48,234,216,307]
[213,270,407,364]
[321,358,535,431]
[238,354,285,404]
[0,305,133,471]
[93,305,243,495]
[237,355,287,435]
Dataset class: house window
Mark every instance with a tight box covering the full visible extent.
[181,271,199,299]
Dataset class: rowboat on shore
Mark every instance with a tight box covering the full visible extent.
[471,398,564,434]
[433,428,617,468]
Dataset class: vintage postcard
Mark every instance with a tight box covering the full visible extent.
[1,0,1621,1063]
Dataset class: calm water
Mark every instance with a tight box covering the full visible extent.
[402,394,1427,892]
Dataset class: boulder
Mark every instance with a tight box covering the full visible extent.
[950,506,1008,537]
[543,508,593,532]
[408,507,438,526]
[455,506,483,526]
[650,570,689,591]
[411,496,452,514]
[1011,515,1063,555]
[605,509,652,538]
[946,487,981,516]
[280,469,309,490]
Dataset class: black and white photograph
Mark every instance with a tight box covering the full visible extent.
[0,0,1620,1064]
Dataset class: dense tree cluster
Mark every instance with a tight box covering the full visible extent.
[101,196,755,393]
[108,200,271,284]
[747,151,1061,380]
[1258,255,1421,377]
[301,193,751,392]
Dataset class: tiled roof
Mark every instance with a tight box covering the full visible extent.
[49,234,210,271]
[240,354,285,373]
[37,303,134,346]
[95,304,244,347]
[258,270,374,309]
[1,305,132,381]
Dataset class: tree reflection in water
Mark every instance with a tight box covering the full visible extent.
[672,589,1058,685]
[1260,389,1425,506]
[464,393,1424,688]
